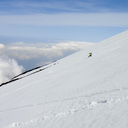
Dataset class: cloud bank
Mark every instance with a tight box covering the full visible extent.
[0,56,23,85]
[7,41,92,59]
[0,41,93,70]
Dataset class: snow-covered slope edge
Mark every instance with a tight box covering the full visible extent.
[0,30,128,128]
[0,62,55,87]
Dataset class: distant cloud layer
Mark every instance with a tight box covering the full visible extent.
[8,41,92,59]
[0,41,93,69]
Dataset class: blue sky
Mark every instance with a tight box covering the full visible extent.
[0,0,128,14]
[0,0,128,71]
[0,0,128,43]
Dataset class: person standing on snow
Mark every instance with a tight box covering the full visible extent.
[88,52,92,57]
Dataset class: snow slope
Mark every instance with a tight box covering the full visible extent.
[0,30,128,128]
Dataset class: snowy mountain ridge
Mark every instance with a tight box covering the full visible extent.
[0,30,128,128]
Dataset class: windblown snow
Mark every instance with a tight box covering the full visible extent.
[0,31,128,128]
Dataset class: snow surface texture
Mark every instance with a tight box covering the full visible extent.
[0,30,128,128]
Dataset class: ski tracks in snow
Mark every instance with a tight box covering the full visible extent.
[5,96,128,128]
[3,87,128,128]
[1,86,128,113]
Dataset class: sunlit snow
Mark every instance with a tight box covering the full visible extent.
[0,30,128,128]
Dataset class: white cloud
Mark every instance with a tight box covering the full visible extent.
[0,56,23,84]
[6,41,93,59]
[0,43,4,48]
[0,41,93,70]
[0,13,128,27]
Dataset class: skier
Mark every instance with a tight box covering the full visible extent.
[88,52,92,57]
